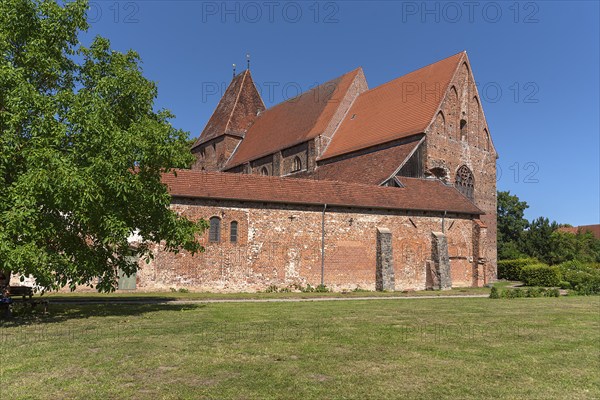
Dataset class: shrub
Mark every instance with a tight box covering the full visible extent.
[315,284,330,293]
[558,261,600,295]
[265,285,279,293]
[489,286,500,299]
[497,258,539,281]
[544,288,560,297]
[301,284,315,293]
[562,270,600,295]
[178,288,189,293]
[520,264,562,287]
[525,287,543,297]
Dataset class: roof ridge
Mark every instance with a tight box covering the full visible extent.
[358,52,463,97]
[318,68,366,158]
[307,67,362,138]
[260,67,361,113]
[223,70,249,133]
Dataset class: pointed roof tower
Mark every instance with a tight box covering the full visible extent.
[225,67,366,168]
[192,69,266,149]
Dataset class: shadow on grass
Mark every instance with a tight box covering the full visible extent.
[46,295,180,303]
[0,302,207,327]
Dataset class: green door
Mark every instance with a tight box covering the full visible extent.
[118,256,138,290]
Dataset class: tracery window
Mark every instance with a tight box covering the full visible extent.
[455,165,474,200]
[260,167,269,176]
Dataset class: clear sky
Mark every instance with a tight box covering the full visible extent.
[81,0,599,226]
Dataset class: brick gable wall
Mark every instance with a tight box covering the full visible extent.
[424,57,497,279]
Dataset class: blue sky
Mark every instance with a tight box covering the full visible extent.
[81,1,599,226]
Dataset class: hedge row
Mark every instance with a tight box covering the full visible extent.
[497,258,539,281]
[490,286,560,299]
[520,264,562,287]
[498,259,600,295]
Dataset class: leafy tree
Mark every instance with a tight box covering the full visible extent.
[497,191,529,260]
[547,231,600,265]
[0,0,206,292]
[520,217,560,263]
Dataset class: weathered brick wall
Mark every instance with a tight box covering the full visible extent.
[136,199,481,292]
[424,58,498,281]
[192,136,242,172]
[250,154,274,175]
[281,142,309,176]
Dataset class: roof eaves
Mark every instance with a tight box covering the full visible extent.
[169,192,481,216]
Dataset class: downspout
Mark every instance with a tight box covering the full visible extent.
[321,204,327,286]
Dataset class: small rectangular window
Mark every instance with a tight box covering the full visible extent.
[230,221,238,243]
[209,217,220,242]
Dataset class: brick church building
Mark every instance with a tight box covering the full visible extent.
[136,51,498,292]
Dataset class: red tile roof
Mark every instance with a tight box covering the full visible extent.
[225,68,363,168]
[320,52,464,160]
[298,136,422,185]
[192,70,265,148]
[162,170,482,215]
[557,225,600,239]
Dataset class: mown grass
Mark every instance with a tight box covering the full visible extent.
[1,295,598,399]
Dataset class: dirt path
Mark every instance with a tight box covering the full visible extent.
[49,294,489,305]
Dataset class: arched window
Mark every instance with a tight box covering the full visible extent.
[455,165,474,200]
[434,111,445,136]
[447,86,458,140]
[292,156,302,172]
[230,221,238,243]
[260,167,269,176]
[209,216,221,243]
[460,119,467,141]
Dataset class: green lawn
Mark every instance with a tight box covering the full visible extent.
[1,296,598,399]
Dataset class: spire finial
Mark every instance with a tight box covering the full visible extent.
[246,53,250,70]
[232,63,236,78]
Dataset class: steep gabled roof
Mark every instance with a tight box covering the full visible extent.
[192,70,265,148]
[225,68,364,168]
[162,170,482,215]
[298,136,423,185]
[320,52,464,160]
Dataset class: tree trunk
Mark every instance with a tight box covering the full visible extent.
[0,269,11,295]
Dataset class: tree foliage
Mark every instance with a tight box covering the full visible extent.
[497,191,529,259]
[497,191,600,265]
[0,0,206,292]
